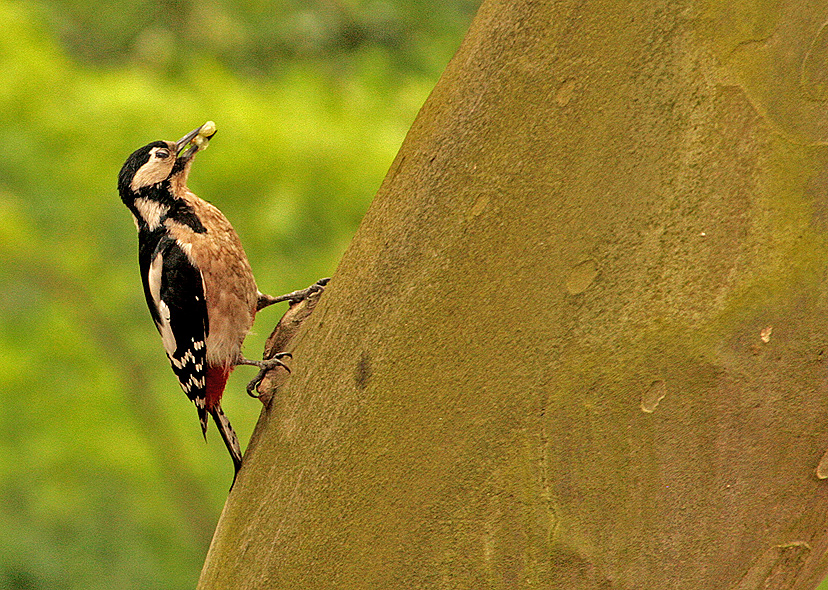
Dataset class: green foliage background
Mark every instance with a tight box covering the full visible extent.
[0,1,476,588]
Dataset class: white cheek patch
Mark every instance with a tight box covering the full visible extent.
[130,148,173,192]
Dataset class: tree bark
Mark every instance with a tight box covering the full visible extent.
[199,0,828,588]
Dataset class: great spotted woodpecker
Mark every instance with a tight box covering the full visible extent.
[118,122,323,480]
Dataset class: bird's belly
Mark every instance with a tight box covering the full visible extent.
[204,289,255,365]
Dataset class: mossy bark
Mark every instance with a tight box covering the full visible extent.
[199,0,828,588]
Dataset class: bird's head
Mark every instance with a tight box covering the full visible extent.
[118,122,217,201]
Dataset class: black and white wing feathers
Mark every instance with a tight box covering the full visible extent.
[141,235,210,434]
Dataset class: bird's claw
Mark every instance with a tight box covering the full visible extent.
[244,352,292,397]
[246,371,266,398]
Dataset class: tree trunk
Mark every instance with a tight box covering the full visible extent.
[198,0,828,588]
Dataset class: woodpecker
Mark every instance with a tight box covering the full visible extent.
[118,122,321,480]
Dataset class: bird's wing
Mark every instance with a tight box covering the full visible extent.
[144,236,210,433]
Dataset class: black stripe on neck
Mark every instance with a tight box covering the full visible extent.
[134,182,206,234]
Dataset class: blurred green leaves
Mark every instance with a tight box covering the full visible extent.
[38,0,478,74]
[0,0,476,587]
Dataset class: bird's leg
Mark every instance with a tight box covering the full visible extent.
[236,353,293,398]
[257,277,330,311]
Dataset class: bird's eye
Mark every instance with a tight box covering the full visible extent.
[156,150,170,159]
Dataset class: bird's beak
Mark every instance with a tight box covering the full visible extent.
[175,123,217,161]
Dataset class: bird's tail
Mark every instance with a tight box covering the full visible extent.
[197,406,209,440]
[210,406,243,484]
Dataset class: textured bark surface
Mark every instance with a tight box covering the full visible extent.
[199,1,828,588]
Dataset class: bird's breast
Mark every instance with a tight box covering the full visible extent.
[164,197,258,365]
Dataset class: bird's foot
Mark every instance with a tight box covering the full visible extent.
[257,278,330,311]
[238,353,293,398]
